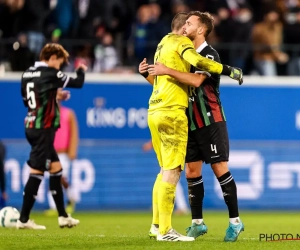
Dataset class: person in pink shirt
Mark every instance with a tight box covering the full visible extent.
[45,100,79,215]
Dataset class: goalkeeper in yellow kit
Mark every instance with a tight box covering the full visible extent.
[140,12,243,242]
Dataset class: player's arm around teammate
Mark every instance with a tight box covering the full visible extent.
[140,49,242,85]
[140,59,209,88]
[148,62,209,87]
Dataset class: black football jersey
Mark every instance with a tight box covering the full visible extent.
[21,62,81,129]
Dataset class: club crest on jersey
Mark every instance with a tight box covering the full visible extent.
[57,71,64,78]
[45,159,51,170]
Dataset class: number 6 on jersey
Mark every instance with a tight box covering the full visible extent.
[26,82,36,109]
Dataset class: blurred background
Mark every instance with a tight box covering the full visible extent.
[0,0,300,212]
[0,0,300,75]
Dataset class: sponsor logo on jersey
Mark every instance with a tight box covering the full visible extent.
[25,115,36,122]
[150,99,162,104]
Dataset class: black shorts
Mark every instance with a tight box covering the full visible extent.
[185,121,229,164]
[25,128,59,171]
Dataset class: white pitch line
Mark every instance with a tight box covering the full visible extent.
[87,234,105,237]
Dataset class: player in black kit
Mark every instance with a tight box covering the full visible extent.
[17,43,87,229]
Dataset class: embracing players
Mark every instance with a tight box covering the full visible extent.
[146,11,244,242]
[140,11,243,241]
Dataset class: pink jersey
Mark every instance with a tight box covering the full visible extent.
[54,106,71,151]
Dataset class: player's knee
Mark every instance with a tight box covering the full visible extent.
[185,169,199,178]
[29,168,44,175]
[49,161,63,174]
[185,163,201,178]
[211,161,229,178]
[162,166,181,185]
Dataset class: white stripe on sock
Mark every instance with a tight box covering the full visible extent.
[219,176,233,186]
[188,179,203,186]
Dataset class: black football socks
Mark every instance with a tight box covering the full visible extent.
[49,169,68,217]
[19,174,43,223]
[218,171,239,218]
[187,176,204,220]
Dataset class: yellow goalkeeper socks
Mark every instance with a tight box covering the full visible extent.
[158,181,176,235]
[152,173,162,225]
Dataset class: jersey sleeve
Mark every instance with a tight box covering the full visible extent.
[198,46,221,85]
[176,36,195,57]
[51,69,85,89]
[204,49,221,63]
[203,49,221,83]
[181,45,223,75]
[52,70,70,88]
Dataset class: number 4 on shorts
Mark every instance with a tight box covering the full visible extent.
[211,144,217,154]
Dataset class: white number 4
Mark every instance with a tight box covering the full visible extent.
[211,144,217,154]
[26,82,36,109]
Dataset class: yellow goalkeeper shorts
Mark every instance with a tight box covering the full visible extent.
[148,108,188,170]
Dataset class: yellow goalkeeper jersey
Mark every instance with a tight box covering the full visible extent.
[148,33,223,111]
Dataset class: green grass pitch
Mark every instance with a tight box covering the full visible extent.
[1,211,300,250]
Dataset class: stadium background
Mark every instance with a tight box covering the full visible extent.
[1,75,300,211]
[0,0,300,212]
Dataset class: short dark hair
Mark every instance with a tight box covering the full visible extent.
[171,12,188,32]
[187,11,214,38]
[40,43,69,64]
